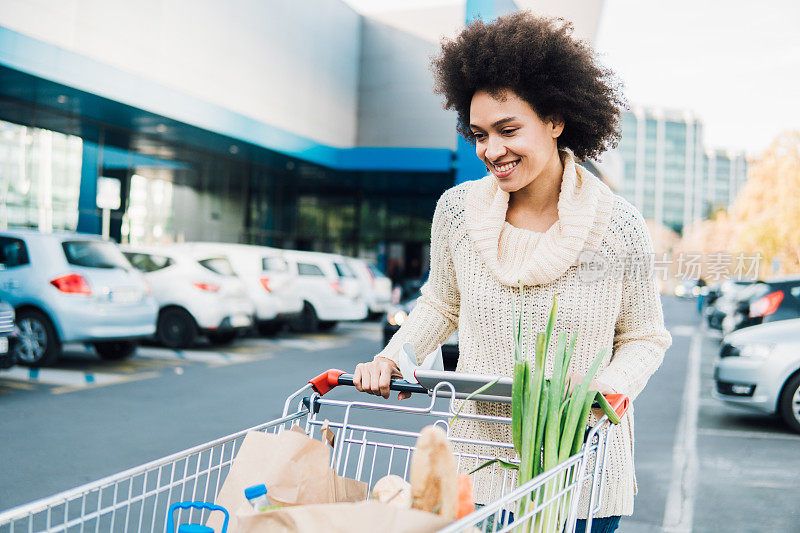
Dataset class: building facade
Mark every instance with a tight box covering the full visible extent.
[615,107,747,235]
[0,0,603,277]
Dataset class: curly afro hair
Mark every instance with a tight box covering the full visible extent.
[431,12,625,161]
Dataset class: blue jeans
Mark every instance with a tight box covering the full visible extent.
[575,516,621,533]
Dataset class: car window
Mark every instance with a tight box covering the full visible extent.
[368,264,388,279]
[0,237,30,269]
[62,240,130,269]
[198,257,236,276]
[297,262,324,277]
[262,256,288,273]
[124,252,174,273]
[334,262,356,278]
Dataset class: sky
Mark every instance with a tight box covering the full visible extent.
[342,0,800,157]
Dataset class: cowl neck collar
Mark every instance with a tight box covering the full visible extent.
[464,148,614,287]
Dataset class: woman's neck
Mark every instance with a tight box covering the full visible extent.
[508,148,564,216]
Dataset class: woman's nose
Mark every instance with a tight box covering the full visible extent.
[484,135,507,161]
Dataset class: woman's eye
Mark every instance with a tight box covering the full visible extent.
[472,133,486,142]
[502,128,517,136]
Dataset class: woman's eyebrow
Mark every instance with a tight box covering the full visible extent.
[469,116,519,130]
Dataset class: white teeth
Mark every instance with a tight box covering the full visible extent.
[494,160,518,172]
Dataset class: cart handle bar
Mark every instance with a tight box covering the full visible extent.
[309,369,427,396]
[309,369,630,420]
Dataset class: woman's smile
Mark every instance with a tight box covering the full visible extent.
[490,159,520,178]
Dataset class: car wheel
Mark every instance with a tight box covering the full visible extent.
[207,330,238,345]
[290,302,319,333]
[318,321,338,332]
[778,372,800,434]
[157,308,197,349]
[13,309,61,367]
[94,341,137,360]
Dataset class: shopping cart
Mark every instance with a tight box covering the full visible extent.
[0,369,628,533]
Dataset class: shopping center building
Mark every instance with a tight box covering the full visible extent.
[0,0,603,276]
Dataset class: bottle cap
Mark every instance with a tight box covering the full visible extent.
[244,484,267,500]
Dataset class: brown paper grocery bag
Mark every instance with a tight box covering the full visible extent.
[237,501,452,533]
[207,427,368,532]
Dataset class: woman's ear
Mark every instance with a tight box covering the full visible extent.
[550,116,565,139]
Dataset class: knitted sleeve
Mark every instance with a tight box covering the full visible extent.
[375,192,460,364]
[596,205,673,401]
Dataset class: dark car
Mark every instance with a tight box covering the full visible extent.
[722,275,800,336]
[0,300,17,369]
[382,290,458,371]
[705,279,763,331]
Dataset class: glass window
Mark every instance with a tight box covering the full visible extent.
[0,119,82,232]
[297,262,324,277]
[62,240,130,269]
[124,252,174,273]
[198,257,236,276]
[0,237,30,269]
[368,264,388,279]
[334,262,356,278]
[262,256,288,273]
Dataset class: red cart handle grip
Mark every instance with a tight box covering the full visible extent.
[604,393,630,421]
[309,369,346,396]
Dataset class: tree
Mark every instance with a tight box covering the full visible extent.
[729,131,800,275]
[676,130,800,280]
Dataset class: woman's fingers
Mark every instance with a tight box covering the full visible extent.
[368,363,382,396]
[353,363,364,391]
[354,359,410,399]
[379,365,392,399]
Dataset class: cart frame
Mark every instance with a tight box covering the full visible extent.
[0,369,623,533]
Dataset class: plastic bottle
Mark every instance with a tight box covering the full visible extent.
[244,484,272,512]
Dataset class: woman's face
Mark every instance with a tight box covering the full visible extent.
[469,89,564,193]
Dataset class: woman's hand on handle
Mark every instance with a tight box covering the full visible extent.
[353,357,411,400]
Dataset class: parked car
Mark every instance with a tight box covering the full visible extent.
[346,258,393,317]
[674,278,706,299]
[0,300,16,369]
[282,250,367,332]
[122,245,255,348]
[705,278,762,331]
[383,289,458,371]
[714,318,800,433]
[0,230,157,366]
[186,242,303,335]
[719,275,800,336]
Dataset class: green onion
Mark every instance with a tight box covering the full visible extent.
[507,291,617,532]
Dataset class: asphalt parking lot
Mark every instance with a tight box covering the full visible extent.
[1,300,798,532]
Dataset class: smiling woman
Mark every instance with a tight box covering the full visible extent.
[353,11,671,531]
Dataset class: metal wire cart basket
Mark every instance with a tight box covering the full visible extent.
[0,368,628,532]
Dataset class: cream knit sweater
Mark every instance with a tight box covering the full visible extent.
[376,149,672,518]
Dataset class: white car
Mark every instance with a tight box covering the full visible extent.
[282,250,367,332]
[186,243,303,335]
[0,230,157,365]
[347,258,393,316]
[122,245,255,348]
[714,318,800,433]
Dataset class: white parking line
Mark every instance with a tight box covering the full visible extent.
[0,366,131,388]
[697,427,800,441]
[663,325,702,532]
[134,348,250,365]
[266,339,341,351]
[670,325,697,337]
